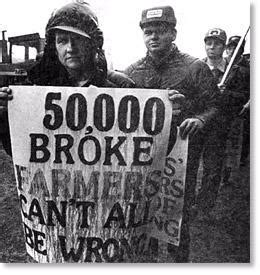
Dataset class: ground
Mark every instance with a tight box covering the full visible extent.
[190,160,250,262]
[0,142,250,263]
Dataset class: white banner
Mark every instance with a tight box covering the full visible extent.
[8,86,188,263]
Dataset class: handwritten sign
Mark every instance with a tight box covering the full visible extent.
[8,86,188,263]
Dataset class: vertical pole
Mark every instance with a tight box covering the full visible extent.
[25,45,29,61]
[9,43,12,64]
[219,26,250,86]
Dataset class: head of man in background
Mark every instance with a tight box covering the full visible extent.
[203,28,227,82]
[226,35,246,63]
[204,28,227,62]
[139,6,177,60]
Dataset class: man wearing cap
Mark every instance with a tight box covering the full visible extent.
[203,30,249,115]
[194,28,228,217]
[226,35,250,166]
[125,6,220,262]
[226,35,249,65]
[202,28,228,82]
[195,30,250,217]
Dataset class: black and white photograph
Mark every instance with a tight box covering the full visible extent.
[0,0,252,265]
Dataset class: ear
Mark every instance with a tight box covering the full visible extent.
[171,28,177,42]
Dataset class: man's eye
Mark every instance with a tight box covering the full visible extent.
[144,31,152,35]
[57,37,67,44]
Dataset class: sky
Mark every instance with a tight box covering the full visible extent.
[0,0,251,70]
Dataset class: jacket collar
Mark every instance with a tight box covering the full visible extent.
[146,44,178,68]
[204,57,227,73]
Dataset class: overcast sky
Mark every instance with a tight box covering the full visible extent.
[0,0,251,70]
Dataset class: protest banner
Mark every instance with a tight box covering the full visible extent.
[8,86,188,263]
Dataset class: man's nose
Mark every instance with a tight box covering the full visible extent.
[66,38,76,51]
[151,31,159,39]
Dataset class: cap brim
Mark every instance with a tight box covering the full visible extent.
[49,26,91,39]
[204,36,225,42]
[227,42,237,47]
[140,19,174,28]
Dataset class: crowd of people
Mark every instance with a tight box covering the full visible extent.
[0,1,250,263]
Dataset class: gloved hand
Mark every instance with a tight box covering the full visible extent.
[179,118,204,139]
[107,70,136,88]
[217,83,226,93]
[0,87,13,113]
[168,90,185,110]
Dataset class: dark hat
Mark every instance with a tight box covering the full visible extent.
[204,28,227,44]
[227,35,245,47]
[39,0,107,86]
[139,6,177,28]
[46,1,103,48]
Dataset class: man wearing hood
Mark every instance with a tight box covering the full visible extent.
[0,1,134,155]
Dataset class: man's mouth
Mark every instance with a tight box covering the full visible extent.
[150,43,160,47]
[66,56,80,61]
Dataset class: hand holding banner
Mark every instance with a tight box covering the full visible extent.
[8,86,188,263]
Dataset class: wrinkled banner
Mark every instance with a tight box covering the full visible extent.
[8,86,188,263]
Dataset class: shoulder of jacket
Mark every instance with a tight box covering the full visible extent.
[176,51,197,64]
[177,52,210,75]
[125,57,147,74]
[174,51,207,69]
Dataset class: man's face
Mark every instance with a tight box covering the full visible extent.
[142,23,176,56]
[55,30,93,71]
[205,37,225,60]
[226,44,236,62]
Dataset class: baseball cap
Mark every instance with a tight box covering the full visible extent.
[227,36,245,47]
[204,28,227,44]
[139,6,177,28]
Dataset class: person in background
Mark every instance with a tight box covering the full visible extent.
[226,35,250,166]
[226,35,249,66]
[195,29,250,219]
[125,6,220,262]
[194,28,228,218]
[202,28,228,82]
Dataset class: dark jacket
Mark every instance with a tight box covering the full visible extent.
[124,45,221,262]
[224,56,250,114]
[202,56,250,116]
[125,45,220,127]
